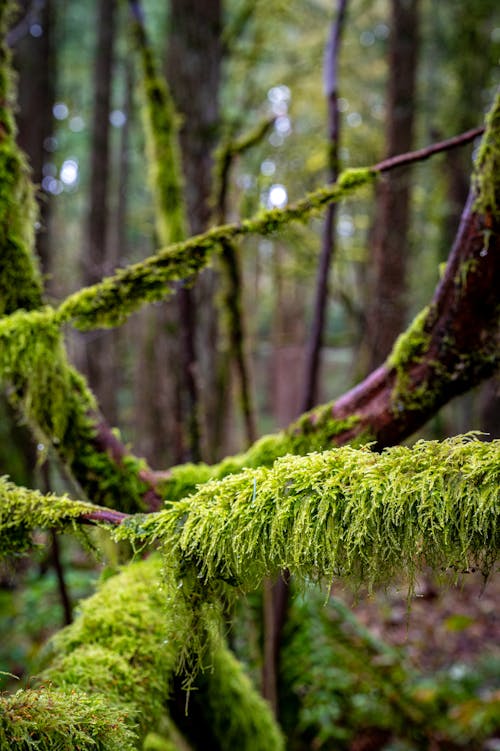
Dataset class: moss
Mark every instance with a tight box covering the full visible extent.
[0,310,149,512]
[6,556,282,751]
[473,92,500,218]
[55,168,376,331]
[0,475,98,558]
[117,436,500,595]
[195,644,285,751]
[0,688,138,751]
[161,406,362,501]
[0,10,44,316]
[132,18,186,246]
[387,306,434,411]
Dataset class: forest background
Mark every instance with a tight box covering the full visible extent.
[0,0,500,749]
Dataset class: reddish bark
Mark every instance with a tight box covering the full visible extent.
[331,193,500,447]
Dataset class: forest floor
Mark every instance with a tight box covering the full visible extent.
[338,569,500,672]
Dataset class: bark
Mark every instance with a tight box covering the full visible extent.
[166,0,222,462]
[301,0,348,412]
[329,190,500,448]
[12,0,54,276]
[362,0,420,371]
[81,0,118,424]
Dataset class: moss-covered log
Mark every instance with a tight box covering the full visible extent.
[0,556,284,751]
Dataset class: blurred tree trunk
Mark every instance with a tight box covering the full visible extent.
[165,0,222,463]
[12,0,54,277]
[361,0,420,372]
[3,0,56,486]
[81,0,118,424]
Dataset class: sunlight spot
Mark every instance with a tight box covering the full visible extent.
[53,102,69,120]
[69,116,85,132]
[261,159,276,176]
[268,184,287,209]
[347,112,362,127]
[60,159,79,186]
[110,109,127,128]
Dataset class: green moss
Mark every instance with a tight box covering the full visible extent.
[132,19,186,246]
[0,10,44,316]
[0,310,149,512]
[473,92,500,218]
[23,556,281,750]
[162,406,362,501]
[195,644,285,751]
[387,307,434,411]
[55,168,376,331]
[0,475,98,557]
[0,688,138,751]
[117,436,500,594]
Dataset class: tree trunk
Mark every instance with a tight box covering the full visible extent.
[165,0,222,462]
[81,0,118,424]
[362,0,420,372]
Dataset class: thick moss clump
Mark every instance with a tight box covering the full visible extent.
[0,556,283,750]
[0,688,138,751]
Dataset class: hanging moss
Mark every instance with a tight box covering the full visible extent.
[116,436,499,595]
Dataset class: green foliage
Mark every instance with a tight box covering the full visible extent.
[0,688,138,751]
[281,586,500,749]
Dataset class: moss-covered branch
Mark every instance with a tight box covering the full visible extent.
[116,436,499,591]
[3,437,498,585]
[54,167,374,330]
